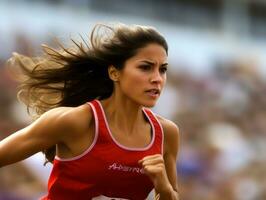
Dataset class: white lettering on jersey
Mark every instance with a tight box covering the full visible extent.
[108,163,144,174]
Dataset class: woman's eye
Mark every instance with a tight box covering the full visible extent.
[160,67,168,73]
[139,65,151,70]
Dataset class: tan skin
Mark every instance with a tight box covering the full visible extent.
[0,43,179,199]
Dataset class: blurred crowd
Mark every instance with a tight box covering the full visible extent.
[0,33,266,200]
[0,35,47,200]
[172,61,266,199]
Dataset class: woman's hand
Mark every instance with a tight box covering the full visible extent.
[139,154,173,194]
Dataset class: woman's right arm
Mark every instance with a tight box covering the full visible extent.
[0,106,79,167]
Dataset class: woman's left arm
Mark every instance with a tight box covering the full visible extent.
[139,119,180,200]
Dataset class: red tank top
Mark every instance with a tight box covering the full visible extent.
[41,100,164,200]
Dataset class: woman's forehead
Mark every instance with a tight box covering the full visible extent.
[131,44,167,61]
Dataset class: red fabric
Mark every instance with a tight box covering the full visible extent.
[41,100,163,200]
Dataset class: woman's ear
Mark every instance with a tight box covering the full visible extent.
[108,65,120,82]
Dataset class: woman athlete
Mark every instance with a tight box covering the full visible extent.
[0,23,180,200]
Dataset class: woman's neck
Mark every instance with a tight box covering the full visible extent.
[100,95,145,136]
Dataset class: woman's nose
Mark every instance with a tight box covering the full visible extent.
[150,71,163,84]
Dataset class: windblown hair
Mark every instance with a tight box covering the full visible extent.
[8,23,168,163]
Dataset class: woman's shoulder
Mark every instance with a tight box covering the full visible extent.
[155,115,180,154]
[156,115,179,136]
[38,103,93,134]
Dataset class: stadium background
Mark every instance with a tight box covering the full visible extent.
[0,0,266,199]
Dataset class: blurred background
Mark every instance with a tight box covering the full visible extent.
[1,0,266,199]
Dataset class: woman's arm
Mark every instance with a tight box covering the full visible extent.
[159,119,180,199]
[139,118,180,200]
[0,106,82,167]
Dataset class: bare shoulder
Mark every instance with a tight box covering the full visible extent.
[43,103,92,127]
[33,103,93,141]
[156,115,179,139]
[156,115,180,155]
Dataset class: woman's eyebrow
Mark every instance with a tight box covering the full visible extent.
[140,60,168,66]
[161,63,168,67]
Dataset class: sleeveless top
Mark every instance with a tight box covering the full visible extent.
[41,100,164,200]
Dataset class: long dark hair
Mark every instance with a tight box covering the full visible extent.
[8,23,168,163]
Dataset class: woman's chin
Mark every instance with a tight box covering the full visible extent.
[142,100,157,108]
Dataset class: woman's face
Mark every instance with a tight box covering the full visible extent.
[116,43,168,107]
